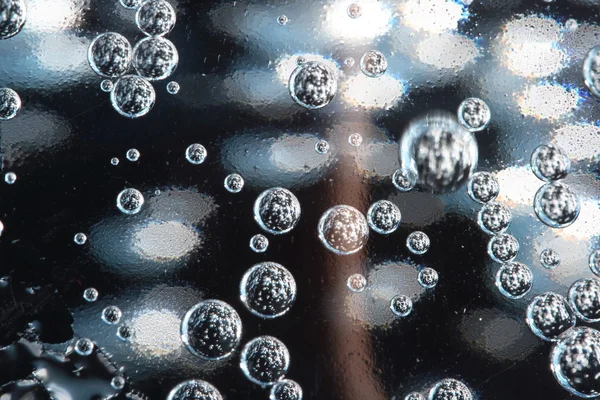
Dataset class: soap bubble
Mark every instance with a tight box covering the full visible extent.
[185,143,207,164]
[88,33,132,78]
[487,233,519,263]
[348,133,362,147]
[277,15,288,26]
[4,172,16,184]
[495,262,532,299]
[136,0,176,37]
[533,182,580,228]
[569,279,600,323]
[111,376,126,390]
[0,0,26,40]
[367,200,401,234]
[167,380,223,400]
[360,50,387,77]
[0,87,21,120]
[74,338,94,356]
[404,393,425,400]
[117,188,144,215]
[526,292,576,341]
[100,80,114,92]
[254,188,301,235]
[457,98,491,132]
[407,231,430,255]
[132,36,179,81]
[117,325,134,341]
[111,157,120,166]
[240,336,290,385]
[240,262,297,319]
[111,75,156,118]
[318,205,369,255]
[467,172,499,204]
[289,61,338,110]
[390,295,413,317]
[530,144,570,182]
[347,273,367,292]
[120,0,144,9]
[590,250,600,276]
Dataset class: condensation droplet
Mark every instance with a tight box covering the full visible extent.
[526,292,576,341]
[166,81,180,94]
[185,143,207,164]
[390,295,413,317]
[289,61,338,110]
[4,172,16,184]
[254,188,301,235]
[136,0,176,37]
[392,168,417,192]
[477,202,511,235]
[88,33,132,78]
[111,75,156,118]
[167,380,223,400]
[117,188,144,215]
[0,87,21,120]
[530,144,570,182]
[418,267,438,289]
[348,133,362,147]
[540,248,560,270]
[495,262,532,299]
[277,15,288,25]
[100,79,114,92]
[318,205,368,255]
[367,200,401,234]
[569,278,600,323]
[270,379,303,400]
[73,232,87,245]
[467,172,499,204]
[126,148,140,162]
[74,338,94,356]
[102,306,123,325]
[347,273,367,293]
[132,36,179,81]
[249,234,269,253]
[407,231,430,255]
[534,182,580,228]
[240,336,290,385]
[428,379,473,400]
[457,98,491,132]
[347,3,362,18]
[487,233,519,263]
[0,0,26,40]
[83,288,98,302]
[240,262,297,319]
[315,139,330,154]
[224,173,244,193]
[360,50,387,78]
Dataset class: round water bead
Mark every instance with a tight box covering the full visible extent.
[569,278,600,323]
[73,232,87,245]
[530,144,570,182]
[584,46,600,98]
[74,338,94,356]
[254,188,301,235]
[487,233,519,263]
[224,173,244,193]
[407,231,430,255]
[390,295,413,317]
[181,299,242,360]
[288,61,337,110]
[166,81,180,94]
[526,292,576,341]
[360,50,387,78]
[457,97,491,132]
[315,139,329,154]
[136,0,176,37]
[348,133,362,147]
[4,172,16,184]
[418,267,438,289]
[477,202,511,235]
[0,87,21,120]
[111,376,126,390]
[88,33,132,78]
[347,273,367,293]
[495,262,532,299]
[185,143,207,164]
[117,325,134,341]
[111,75,156,118]
[392,168,417,192]
[534,182,580,228]
[367,200,401,234]
[117,188,144,215]
[467,172,499,204]
[167,380,223,400]
[277,15,288,25]
[270,379,303,400]
[428,379,473,400]
[249,234,269,253]
[120,0,144,9]
[0,0,26,40]
[132,36,178,81]
[404,393,425,400]
[318,205,369,255]
[540,248,560,270]
[111,157,120,166]
[240,336,290,385]
[102,306,122,325]
[83,288,98,302]
[240,262,297,319]
[100,80,113,92]
[589,250,600,276]
[126,149,140,162]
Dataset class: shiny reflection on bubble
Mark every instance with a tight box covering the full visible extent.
[323,0,392,40]
[341,74,405,109]
[416,32,479,70]
[516,84,579,121]
[398,0,467,33]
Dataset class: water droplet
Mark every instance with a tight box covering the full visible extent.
[540,248,560,270]
[277,15,288,25]
[117,324,134,341]
[136,0,176,37]
[530,144,570,182]
[584,46,600,98]
[74,338,94,356]
[126,148,140,162]
[390,295,413,317]
[73,232,87,245]
[133,36,178,81]
[289,61,338,110]
[111,157,120,165]
[120,0,144,9]
[249,234,269,253]
[318,205,368,255]
[102,306,123,325]
[565,18,578,31]
[254,188,301,235]
[4,172,16,184]
[360,50,387,78]
[348,133,362,147]
[495,262,532,299]
[88,33,132,78]
[347,3,362,18]
[0,88,21,120]
[526,292,576,341]
[487,233,519,263]
[550,327,600,398]
[418,267,438,289]
[467,172,499,204]
[590,250,600,276]
[392,168,417,192]
[367,200,401,234]
[167,380,223,400]
[0,0,26,39]
[83,288,98,302]
[407,231,430,255]
[185,143,207,164]
[111,376,126,390]
[404,393,425,400]
[569,279,600,323]
[428,379,473,400]
[534,182,580,228]
[347,273,367,293]
[111,75,156,118]
[117,188,144,215]
[166,81,180,94]
[240,262,297,319]
[224,173,244,193]
[315,139,329,154]
[240,336,290,385]
[457,98,491,132]
[477,202,511,235]
[270,379,302,400]
[100,79,114,92]
[181,299,242,360]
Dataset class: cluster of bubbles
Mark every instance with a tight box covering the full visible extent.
[404,378,473,400]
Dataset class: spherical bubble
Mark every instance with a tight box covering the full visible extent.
[73,232,87,245]
[533,182,580,228]
[590,250,600,276]
[583,46,600,98]
[526,292,576,341]
[181,299,242,360]
[550,327,600,398]
[240,262,297,319]
[487,233,519,263]
[347,3,362,18]
[467,172,499,204]
[185,143,207,164]
[296,56,306,65]
[100,79,114,92]
[111,157,120,166]
[390,295,413,317]
[318,205,369,255]
[392,168,417,192]
[74,338,94,356]
[457,98,491,132]
[569,279,600,323]
[0,87,21,120]
[132,37,179,81]
[111,376,126,390]
[565,18,578,31]
[348,133,363,147]
[540,248,560,270]
[288,61,338,110]
[270,379,302,400]
[347,273,367,293]
[404,393,425,400]
[136,0,176,37]
[224,173,244,193]
[360,50,387,78]
[88,33,132,78]
[167,380,223,400]
[83,288,99,302]
[4,172,16,184]
[254,188,301,235]
[418,267,438,289]
[407,231,430,255]
[0,0,26,40]
[240,336,290,385]
[102,306,122,325]
[495,262,533,299]
[367,200,401,234]
[126,148,140,162]
[428,379,473,400]
[477,202,511,235]
[117,188,145,215]
[277,15,288,26]
[530,144,570,182]
[344,57,355,68]
[166,81,180,94]
[117,324,134,341]
[249,234,269,253]
[110,75,156,118]
[315,139,330,154]
[120,0,144,9]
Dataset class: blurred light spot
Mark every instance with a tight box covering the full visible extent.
[27,0,82,32]
[35,34,89,72]
[355,141,399,177]
[398,0,467,33]
[516,84,579,120]
[133,221,199,261]
[553,124,600,161]
[495,166,538,207]
[131,310,183,358]
[323,0,392,40]
[416,32,479,70]
[341,74,404,109]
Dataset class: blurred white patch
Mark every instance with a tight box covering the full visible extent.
[35,34,89,72]
[553,124,600,161]
[133,221,200,261]
[323,0,392,40]
[131,310,183,358]
[416,32,479,70]
[341,74,404,109]
[516,84,579,120]
[398,0,467,33]
[495,166,538,208]
[27,0,84,32]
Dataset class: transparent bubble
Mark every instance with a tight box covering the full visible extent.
[254,188,301,235]
[487,233,519,263]
[533,182,580,228]
[117,188,144,215]
[167,380,223,400]
[530,144,570,182]
[117,325,134,341]
[477,202,511,235]
[347,273,367,293]
[550,327,600,398]
[181,299,242,360]
[418,267,438,289]
[126,148,140,162]
[347,3,362,18]
[565,18,578,31]
[120,0,144,9]
[111,157,120,166]
[367,200,401,235]
[88,33,132,78]
[591,250,600,276]
[348,133,363,147]
[136,0,176,37]
[392,168,417,192]
[132,36,179,81]
[74,338,94,356]
[224,173,244,193]
[111,376,126,390]
[250,234,269,253]
[240,262,297,319]
[390,295,413,317]
[344,57,355,68]
[318,205,369,255]
[360,50,387,77]
[495,262,533,299]
[457,98,491,132]
[185,143,207,164]
[404,393,425,400]
[4,172,16,184]
[296,56,306,65]
[289,61,338,110]
[407,231,430,255]
[166,81,180,94]
[526,292,576,341]
[584,46,600,98]
[111,75,156,118]
[540,248,560,270]
[277,15,288,25]
[270,379,303,400]
[100,79,114,92]
[73,232,87,245]
[240,336,290,385]
[569,279,600,323]
[83,288,99,302]
[0,87,21,120]
[0,0,26,39]
[102,306,123,325]
[315,139,330,154]
[428,379,473,400]
[467,172,499,204]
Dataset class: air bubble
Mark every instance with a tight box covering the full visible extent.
[249,234,269,253]
[296,56,306,65]
[166,81,180,94]
[495,262,532,299]
[404,393,425,400]
[83,288,98,302]
[526,292,576,341]
[0,88,21,120]
[318,205,369,255]
[367,200,401,234]
[126,149,140,162]
[102,306,122,325]
[111,376,126,390]
[348,133,362,147]
[347,3,362,18]
[584,46,600,98]
[4,172,16,184]
[569,279,600,323]
[477,202,511,235]
[185,143,207,164]
[315,140,330,154]
[111,157,120,165]
[590,250,600,276]
[289,61,338,110]
[347,273,367,293]
[73,232,87,245]
[240,262,297,319]
[74,338,94,356]
[167,380,223,400]
[392,168,417,192]
[120,0,144,9]
[467,172,499,204]
[533,182,580,228]
[407,231,430,255]
[565,19,578,31]
[132,36,179,81]
[270,379,302,400]
[360,50,387,77]
[224,173,244,193]
[428,379,473,400]
[530,144,570,182]
[277,15,288,25]
[117,325,134,341]
[344,57,355,68]
[254,188,301,235]
[457,98,491,132]
[540,248,560,270]
[136,0,176,37]
[100,80,114,92]
[240,336,290,385]
[390,295,413,317]
[88,33,132,78]
[111,75,156,118]
[0,0,26,39]
[117,188,144,215]
[418,267,438,289]
[487,233,519,263]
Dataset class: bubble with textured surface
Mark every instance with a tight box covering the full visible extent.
[74,232,87,245]
[136,0,176,37]
[404,393,425,400]
[418,267,438,289]
[185,143,207,164]
[477,202,511,235]
[254,188,301,235]
[120,0,144,9]
[390,295,413,317]
[167,380,223,400]
[347,3,361,18]
[315,140,329,154]
[224,173,244,193]
[250,234,269,253]
[166,81,180,94]
[0,87,21,120]
[367,200,401,234]
[540,248,560,270]
[126,149,140,162]
[347,273,367,293]
[487,233,519,263]
[530,144,570,182]
[526,292,576,341]
[111,75,156,118]
[289,61,337,110]
[533,182,580,228]
[318,205,369,255]
[360,50,387,77]
[344,57,355,68]
[407,231,430,255]
[392,168,417,192]
[569,279,600,323]
[0,0,26,40]
[117,188,144,215]
[102,306,122,325]
[111,157,119,166]
[4,172,16,184]
[428,379,473,400]
[270,379,302,400]
[584,46,600,99]
[74,338,94,356]
[83,288,98,302]
[117,325,134,341]
[240,336,290,385]
[457,98,491,132]
[240,262,296,319]
[348,133,362,147]
[277,15,288,25]
[590,250,600,276]
[133,37,179,81]
[467,172,499,204]
[495,262,532,299]
[111,376,125,390]
[100,80,114,92]
[88,33,132,78]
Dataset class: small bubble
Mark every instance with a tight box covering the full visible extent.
[407,231,430,255]
[495,262,532,299]
[88,33,132,78]
[530,144,570,182]
[186,143,207,164]
[540,248,560,269]
[569,278,600,322]
[457,98,491,132]
[73,232,87,245]
[526,292,576,341]
[318,205,368,255]
[277,15,288,25]
[367,200,401,234]
[428,379,473,400]
[565,18,578,31]
[117,188,144,215]
[360,50,387,78]
[534,182,580,228]
[74,338,94,356]
[4,172,16,184]
[590,250,600,276]
[111,157,120,166]
[348,133,363,147]
[100,80,114,92]
[418,267,438,289]
[488,233,519,263]
[166,81,180,94]
[390,295,413,317]
[289,61,338,110]
[467,172,499,204]
[347,273,367,292]
[133,37,178,81]
[392,168,417,192]
[344,57,355,68]
[117,325,134,341]
[0,0,26,39]
[0,88,21,120]
[584,47,600,98]
[270,379,302,400]
[102,306,122,325]
[126,149,140,162]
[296,56,306,65]
[240,262,297,319]
[404,393,425,400]
[347,3,362,18]
[111,376,126,390]
[224,173,244,193]
[136,0,176,37]
[315,139,330,154]
[255,188,301,235]
[167,380,223,400]
[240,336,290,385]
[83,288,99,302]
[477,202,511,235]
[249,234,269,253]
[111,75,156,118]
